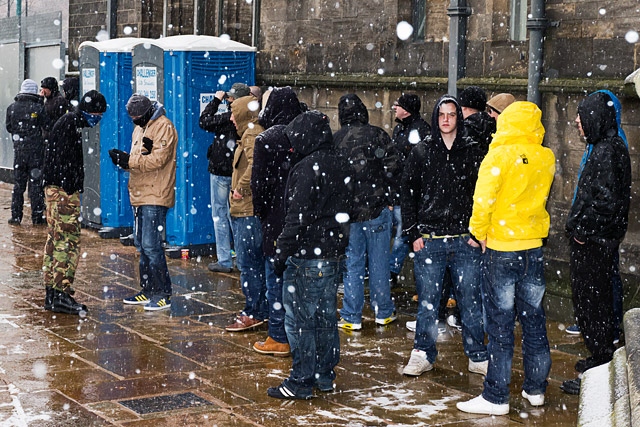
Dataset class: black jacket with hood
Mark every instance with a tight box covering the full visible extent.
[43,110,91,194]
[5,92,47,152]
[275,111,353,267]
[199,97,238,176]
[462,110,496,155]
[401,95,485,244]
[43,85,71,141]
[391,113,431,199]
[333,94,398,222]
[251,87,303,256]
[566,91,631,247]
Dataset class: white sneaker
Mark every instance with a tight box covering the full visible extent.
[447,314,462,331]
[437,320,446,335]
[456,395,509,415]
[405,320,416,332]
[468,359,488,376]
[521,390,545,406]
[402,349,433,376]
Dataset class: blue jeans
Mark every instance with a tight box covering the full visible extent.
[266,260,287,343]
[231,216,267,320]
[210,174,233,269]
[389,206,409,275]
[340,208,395,323]
[282,257,341,396]
[413,236,486,363]
[482,248,551,405]
[134,205,172,297]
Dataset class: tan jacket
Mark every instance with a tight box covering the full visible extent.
[128,113,178,207]
[229,96,264,217]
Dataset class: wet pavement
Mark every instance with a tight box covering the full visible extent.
[0,182,588,426]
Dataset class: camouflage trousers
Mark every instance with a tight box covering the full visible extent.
[42,186,81,292]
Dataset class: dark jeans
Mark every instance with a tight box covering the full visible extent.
[481,248,551,405]
[134,205,172,297]
[266,260,287,343]
[282,257,341,396]
[12,149,44,222]
[231,216,267,320]
[413,236,486,363]
[570,239,617,364]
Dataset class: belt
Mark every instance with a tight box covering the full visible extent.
[422,233,470,239]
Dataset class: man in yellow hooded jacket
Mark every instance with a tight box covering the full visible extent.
[457,101,556,416]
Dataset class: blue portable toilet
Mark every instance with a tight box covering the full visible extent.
[130,35,256,257]
[78,38,151,238]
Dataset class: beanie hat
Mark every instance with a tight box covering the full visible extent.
[61,77,79,101]
[396,94,421,116]
[41,77,59,92]
[227,82,250,98]
[20,79,39,95]
[126,94,153,117]
[458,86,487,111]
[79,90,107,114]
[486,93,516,114]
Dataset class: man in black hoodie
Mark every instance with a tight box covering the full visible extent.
[400,95,488,378]
[389,93,430,284]
[5,79,48,225]
[267,111,352,400]
[250,87,303,357]
[40,77,71,142]
[42,90,107,315]
[458,86,496,155]
[561,91,631,395]
[334,94,399,331]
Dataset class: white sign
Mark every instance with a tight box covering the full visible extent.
[82,68,97,93]
[200,93,228,116]
[135,66,158,101]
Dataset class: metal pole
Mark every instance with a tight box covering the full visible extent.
[163,0,168,37]
[16,0,21,16]
[447,0,471,97]
[527,0,547,107]
[251,0,260,47]
[217,0,224,36]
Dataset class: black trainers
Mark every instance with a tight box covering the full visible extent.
[8,217,21,225]
[32,216,47,225]
[207,262,233,273]
[560,377,581,395]
[143,295,171,311]
[44,286,54,310]
[123,291,152,305]
[575,357,601,373]
[51,289,88,315]
[267,382,313,400]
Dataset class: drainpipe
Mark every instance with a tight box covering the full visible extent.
[527,0,548,107]
[447,0,471,97]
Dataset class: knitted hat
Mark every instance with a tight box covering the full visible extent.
[396,94,421,116]
[79,90,107,114]
[20,79,38,95]
[61,77,79,101]
[486,93,516,114]
[458,86,487,111]
[126,94,153,117]
[41,77,59,92]
[226,82,250,98]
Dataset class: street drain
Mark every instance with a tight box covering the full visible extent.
[119,392,213,414]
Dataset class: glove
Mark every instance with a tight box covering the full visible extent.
[108,149,130,169]
[273,257,287,278]
[142,137,153,155]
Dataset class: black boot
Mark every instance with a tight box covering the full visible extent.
[51,289,88,315]
[44,286,54,310]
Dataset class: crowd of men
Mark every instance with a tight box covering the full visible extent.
[5,77,631,410]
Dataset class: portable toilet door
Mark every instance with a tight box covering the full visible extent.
[131,35,256,258]
[78,38,151,238]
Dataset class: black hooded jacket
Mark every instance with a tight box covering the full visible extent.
[333,94,398,222]
[5,93,47,152]
[199,97,238,176]
[462,110,496,155]
[43,110,91,194]
[275,111,353,265]
[391,113,431,199]
[251,87,303,256]
[43,85,71,140]
[401,95,485,244]
[566,92,631,247]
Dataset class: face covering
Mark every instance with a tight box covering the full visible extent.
[132,106,155,127]
[81,111,102,128]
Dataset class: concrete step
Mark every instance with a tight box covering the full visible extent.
[578,307,640,427]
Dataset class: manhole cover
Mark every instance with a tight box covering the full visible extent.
[119,392,213,414]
